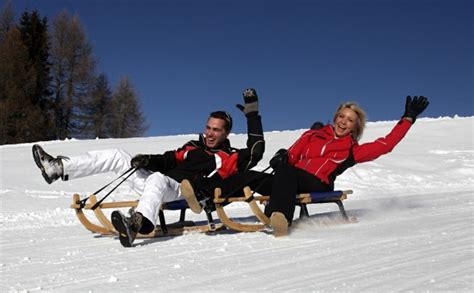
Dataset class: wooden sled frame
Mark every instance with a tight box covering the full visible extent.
[213,187,354,232]
[70,194,223,238]
[71,188,354,237]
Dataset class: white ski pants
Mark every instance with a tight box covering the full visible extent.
[62,148,183,226]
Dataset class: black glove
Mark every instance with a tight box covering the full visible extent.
[131,154,150,169]
[269,148,288,170]
[402,96,429,123]
[236,88,259,116]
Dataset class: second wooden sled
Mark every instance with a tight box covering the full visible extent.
[212,187,355,232]
[70,194,224,238]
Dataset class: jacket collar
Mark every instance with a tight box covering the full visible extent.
[317,125,355,143]
[198,133,232,152]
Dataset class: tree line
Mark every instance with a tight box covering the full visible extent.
[0,1,148,145]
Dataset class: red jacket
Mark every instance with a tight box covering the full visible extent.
[288,119,412,184]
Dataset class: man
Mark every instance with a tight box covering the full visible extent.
[32,88,264,247]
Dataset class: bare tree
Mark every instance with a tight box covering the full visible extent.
[109,76,148,138]
[49,10,96,139]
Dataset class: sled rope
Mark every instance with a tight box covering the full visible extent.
[77,167,136,209]
[91,167,138,210]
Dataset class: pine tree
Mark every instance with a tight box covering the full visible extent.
[19,10,52,106]
[0,27,47,144]
[109,76,148,138]
[17,9,55,140]
[49,11,96,139]
[77,73,113,138]
[0,0,14,43]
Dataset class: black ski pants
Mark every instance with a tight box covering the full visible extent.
[200,164,331,224]
[265,164,331,224]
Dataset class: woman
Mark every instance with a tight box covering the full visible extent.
[183,96,429,236]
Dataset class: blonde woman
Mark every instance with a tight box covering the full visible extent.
[183,96,429,236]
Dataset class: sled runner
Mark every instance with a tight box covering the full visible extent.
[71,188,354,236]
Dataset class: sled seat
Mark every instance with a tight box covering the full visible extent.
[295,190,353,220]
[158,200,192,235]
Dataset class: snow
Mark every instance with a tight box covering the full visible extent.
[1,116,473,292]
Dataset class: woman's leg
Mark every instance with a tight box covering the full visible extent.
[265,164,330,224]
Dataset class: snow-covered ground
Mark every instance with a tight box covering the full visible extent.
[0,117,473,292]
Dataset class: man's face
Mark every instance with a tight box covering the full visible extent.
[204,117,229,148]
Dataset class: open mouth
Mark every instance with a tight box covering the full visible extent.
[336,124,347,132]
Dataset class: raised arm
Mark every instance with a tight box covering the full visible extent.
[354,96,429,163]
[236,88,265,171]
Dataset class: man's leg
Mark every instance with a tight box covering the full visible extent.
[135,172,182,227]
[33,145,149,195]
[180,170,273,214]
[112,172,181,247]
[199,171,273,198]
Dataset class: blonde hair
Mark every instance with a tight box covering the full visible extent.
[333,102,367,142]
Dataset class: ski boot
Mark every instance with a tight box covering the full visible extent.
[111,209,143,247]
[32,144,65,184]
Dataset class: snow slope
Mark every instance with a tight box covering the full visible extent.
[0,117,473,292]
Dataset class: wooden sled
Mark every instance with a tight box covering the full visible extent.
[70,194,224,238]
[213,187,355,232]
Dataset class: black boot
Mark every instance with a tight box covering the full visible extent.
[32,144,65,184]
[111,209,143,247]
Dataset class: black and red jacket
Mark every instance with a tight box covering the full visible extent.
[143,113,264,183]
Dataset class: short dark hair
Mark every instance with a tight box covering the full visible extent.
[209,111,233,133]
[310,121,324,130]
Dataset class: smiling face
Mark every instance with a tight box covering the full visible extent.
[333,108,358,138]
[204,117,229,149]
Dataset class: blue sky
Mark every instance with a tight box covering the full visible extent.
[11,0,473,136]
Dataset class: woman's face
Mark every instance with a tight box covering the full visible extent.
[334,108,358,138]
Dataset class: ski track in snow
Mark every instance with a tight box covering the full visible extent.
[0,117,473,292]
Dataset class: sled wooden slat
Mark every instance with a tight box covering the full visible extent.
[243,187,270,225]
[214,188,266,232]
[137,223,226,238]
[70,200,139,209]
[72,194,112,235]
[89,195,116,233]
[212,193,312,205]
